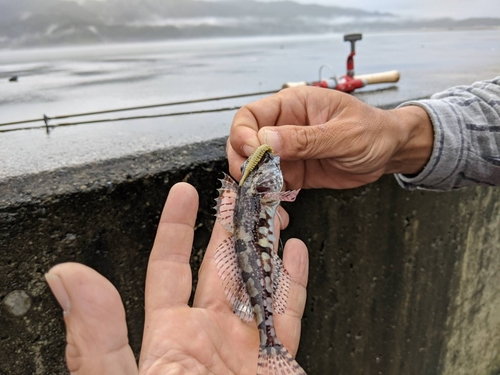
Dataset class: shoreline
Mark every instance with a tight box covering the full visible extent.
[1,23,499,52]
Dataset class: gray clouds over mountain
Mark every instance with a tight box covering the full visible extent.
[0,0,498,48]
[257,0,500,19]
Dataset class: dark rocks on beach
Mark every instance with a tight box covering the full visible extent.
[8,76,18,82]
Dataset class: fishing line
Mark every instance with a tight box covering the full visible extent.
[0,90,279,128]
[0,106,242,133]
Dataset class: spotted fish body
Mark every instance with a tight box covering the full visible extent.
[215,145,307,375]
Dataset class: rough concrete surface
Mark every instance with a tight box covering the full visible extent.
[282,183,500,375]
[1,137,499,375]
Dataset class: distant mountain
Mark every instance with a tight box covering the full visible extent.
[0,0,498,48]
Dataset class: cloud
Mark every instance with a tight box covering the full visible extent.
[262,0,500,19]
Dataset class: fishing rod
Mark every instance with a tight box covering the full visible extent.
[0,106,242,134]
[282,33,400,92]
[0,90,279,128]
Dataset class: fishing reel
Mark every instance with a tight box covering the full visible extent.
[283,33,400,93]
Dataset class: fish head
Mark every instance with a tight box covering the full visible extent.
[240,149,283,194]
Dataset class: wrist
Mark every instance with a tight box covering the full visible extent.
[385,105,434,175]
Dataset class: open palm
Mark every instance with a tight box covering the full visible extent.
[46,182,308,375]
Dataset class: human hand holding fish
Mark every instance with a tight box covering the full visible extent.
[45,182,309,375]
[228,86,433,189]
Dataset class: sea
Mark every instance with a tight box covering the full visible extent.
[0,29,499,179]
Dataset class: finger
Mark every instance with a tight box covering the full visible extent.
[230,106,263,157]
[231,86,353,162]
[280,159,307,190]
[227,138,246,181]
[258,123,344,161]
[256,90,382,162]
[276,206,289,231]
[229,94,285,160]
[274,239,309,356]
[272,207,288,253]
[193,221,234,311]
[145,182,198,311]
[46,263,138,375]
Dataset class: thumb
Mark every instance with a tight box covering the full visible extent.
[258,124,335,160]
[45,263,138,375]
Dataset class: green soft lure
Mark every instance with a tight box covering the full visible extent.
[239,144,274,186]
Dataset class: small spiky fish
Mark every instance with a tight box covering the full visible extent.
[215,144,307,375]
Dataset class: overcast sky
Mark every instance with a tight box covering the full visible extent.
[71,0,500,19]
[266,0,500,19]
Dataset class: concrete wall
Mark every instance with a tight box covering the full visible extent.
[1,137,499,375]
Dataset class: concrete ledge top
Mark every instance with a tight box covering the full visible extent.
[0,137,228,208]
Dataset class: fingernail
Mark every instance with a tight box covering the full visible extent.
[242,144,255,157]
[260,129,281,154]
[45,273,70,314]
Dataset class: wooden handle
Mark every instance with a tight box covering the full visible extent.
[282,81,308,89]
[355,70,400,85]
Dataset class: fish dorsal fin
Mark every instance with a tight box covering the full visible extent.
[214,173,238,234]
[271,251,291,315]
[214,237,254,322]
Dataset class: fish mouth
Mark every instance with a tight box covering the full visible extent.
[239,144,274,186]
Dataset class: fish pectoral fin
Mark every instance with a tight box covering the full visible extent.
[214,236,254,322]
[263,189,301,202]
[214,172,238,234]
[271,252,291,315]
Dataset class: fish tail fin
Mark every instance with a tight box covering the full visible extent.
[257,345,307,375]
